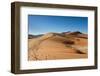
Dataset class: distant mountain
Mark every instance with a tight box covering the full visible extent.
[62,31,87,39]
[28,34,43,39]
[62,31,82,35]
[62,31,71,35]
[28,31,87,39]
[68,31,82,35]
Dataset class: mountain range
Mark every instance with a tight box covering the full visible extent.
[28,31,87,39]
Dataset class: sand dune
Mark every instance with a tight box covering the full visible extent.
[28,32,88,61]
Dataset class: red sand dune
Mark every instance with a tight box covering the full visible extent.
[28,32,88,61]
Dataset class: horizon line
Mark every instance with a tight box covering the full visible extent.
[28,31,87,35]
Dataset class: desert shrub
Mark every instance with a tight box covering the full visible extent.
[63,40,75,45]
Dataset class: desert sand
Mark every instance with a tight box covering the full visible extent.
[28,31,88,61]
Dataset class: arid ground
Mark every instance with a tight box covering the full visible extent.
[28,31,88,61]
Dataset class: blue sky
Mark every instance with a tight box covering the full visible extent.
[28,15,88,35]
